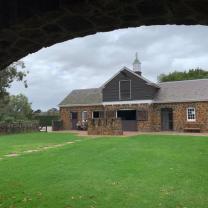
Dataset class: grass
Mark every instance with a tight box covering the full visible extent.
[0,132,78,157]
[0,133,208,208]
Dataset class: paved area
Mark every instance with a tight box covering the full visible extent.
[50,130,208,137]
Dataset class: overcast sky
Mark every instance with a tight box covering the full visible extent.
[9,25,208,110]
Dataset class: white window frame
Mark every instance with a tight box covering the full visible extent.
[187,107,196,122]
[81,111,87,121]
[119,80,131,100]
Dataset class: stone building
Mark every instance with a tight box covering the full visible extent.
[59,55,208,134]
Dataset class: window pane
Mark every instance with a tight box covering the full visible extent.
[93,111,99,118]
[187,108,196,121]
[93,111,104,119]
[82,111,87,120]
[71,112,77,119]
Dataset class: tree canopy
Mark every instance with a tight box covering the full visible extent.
[2,94,33,122]
[158,68,208,82]
[0,61,29,121]
[0,61,28,100]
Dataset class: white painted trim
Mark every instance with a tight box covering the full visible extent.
[81,111,87,121]
[58,99,208,108]
[187,107,196,122]
[59,103,102,107]
[59,99,208,108]
[102,100,153,105]
[119,80,120,100]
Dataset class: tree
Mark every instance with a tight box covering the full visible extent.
[158,68,208,82]
[4,94,33,121]
[0,61,28,100]
[34,109,42,114]
[0,61,28,121]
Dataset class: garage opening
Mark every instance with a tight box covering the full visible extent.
[117,110,137,131]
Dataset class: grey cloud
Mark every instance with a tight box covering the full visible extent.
[9,25,208,110]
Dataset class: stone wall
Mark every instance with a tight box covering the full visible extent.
[104,104,153,132]
[88,118,123,135]
[60,101,208,133]
[60,105,104,130]
[1,0,208,70]
[60,103,153,132]
[152,102,208,132]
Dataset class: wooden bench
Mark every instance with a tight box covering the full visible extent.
[184,123,201,133]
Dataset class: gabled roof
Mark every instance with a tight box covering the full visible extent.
[59,88,102,106]
[59,68,208,107]
[101,67,160,88]
[154,79,208,103]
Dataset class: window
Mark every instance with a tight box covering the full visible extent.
[137,110,148,121]
[119,80,131,100]
[187,107,196,121]
[92,111,104,119]
[70,112,77,119]
[82,111,87,121]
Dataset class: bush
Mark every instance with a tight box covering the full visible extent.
[34,115,60,126]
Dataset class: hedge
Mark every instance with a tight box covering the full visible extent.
[0,121,39,134]
[34,115,60,126]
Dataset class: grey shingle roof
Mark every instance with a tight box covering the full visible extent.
[59,88,102,106]
[154,79,208,103]
[59,79,208,106]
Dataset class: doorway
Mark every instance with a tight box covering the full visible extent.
[161,108,173,131]
[70,112,78,130]
[117,110,137,131]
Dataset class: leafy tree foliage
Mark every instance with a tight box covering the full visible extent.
[33,109,42,114]
[158,68,208,82]
[0,61,29,121]
[1,94,32,122]
[0,61,28,99]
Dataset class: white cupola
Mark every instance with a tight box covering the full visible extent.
[133,52,141,75]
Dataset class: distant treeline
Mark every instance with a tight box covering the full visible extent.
[158,68,208,82]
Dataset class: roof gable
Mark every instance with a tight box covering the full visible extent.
[101,67,160,89]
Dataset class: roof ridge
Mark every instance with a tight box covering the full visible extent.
[158,78,208,84]
[72,87,100,91]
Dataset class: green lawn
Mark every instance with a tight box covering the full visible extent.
[0,133,208,208]
[0,132,78,157]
